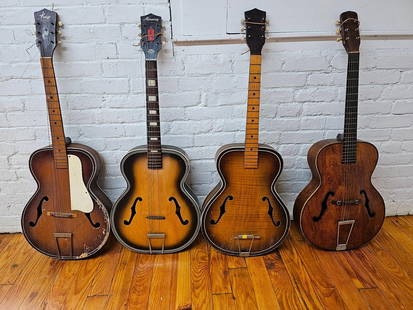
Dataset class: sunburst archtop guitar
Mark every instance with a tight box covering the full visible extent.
[201,8,290,257]
[293,11,385,251]
[110,14,201,254]
[21,9,111,259]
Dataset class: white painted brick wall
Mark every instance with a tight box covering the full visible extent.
[1,1,412,232]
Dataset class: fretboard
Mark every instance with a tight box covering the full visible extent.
[244,54,262,169]
[145,60,162,169]
[40,57,67,169]
[342,52,360,164]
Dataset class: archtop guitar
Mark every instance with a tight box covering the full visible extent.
[110,14,201,254]
[201,9,290,257]
[21,9,111,259]
[293,11,385,251]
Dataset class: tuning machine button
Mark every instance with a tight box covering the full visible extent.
[57,21,63,27]
[336,20,341,26]
[336,37,342,42]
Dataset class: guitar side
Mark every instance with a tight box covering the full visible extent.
[201,143,290,256]
[110,145,201,254]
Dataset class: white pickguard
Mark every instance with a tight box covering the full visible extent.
[68,154,94,213]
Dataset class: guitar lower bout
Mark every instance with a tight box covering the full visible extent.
[110,145,201,254]
[21,143,112,260]
[201,143,290,257]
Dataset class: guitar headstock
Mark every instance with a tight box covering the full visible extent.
[337,11,360,54]
[34,9,60,57]
[140,14,162,60]
[244,8,266,55]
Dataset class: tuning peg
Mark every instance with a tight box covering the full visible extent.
[58,30,62,35]
[137,23,141,28]
[266,21,270,25]
[57,40,62,44]
[336,37,342,42]
[336,20,341,26]
[240,27,245,32]
[132,42,140,47]
[241,19,245,25]
[58,21,64,27]
[336,29,340,35]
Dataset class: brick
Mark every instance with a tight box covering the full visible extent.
[283,55,329,71]
[1,1,413,231]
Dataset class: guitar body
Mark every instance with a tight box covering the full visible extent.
[111,145,200,254]
[21,143,111,259]
[294,139,385,250]
[202,144,290,256]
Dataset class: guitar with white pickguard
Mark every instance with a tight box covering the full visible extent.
[21,8,112,259]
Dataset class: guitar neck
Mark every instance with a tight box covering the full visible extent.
[145,60,162,169]
[342,52,360,164]
[244,54,262,169]
[40,57,68,169]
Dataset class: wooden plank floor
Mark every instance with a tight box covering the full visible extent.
[0,216,412,310]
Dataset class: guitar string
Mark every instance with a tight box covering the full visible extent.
[343,53,359,223]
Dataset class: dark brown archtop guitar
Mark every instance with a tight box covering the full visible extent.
[294,11,385,251]
[201,9,290,257]
[110,14,200,254]
[21,9,111,259]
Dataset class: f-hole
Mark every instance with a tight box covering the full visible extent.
[169,197,189,225]
[262,197,281,227]
[210,195,233,225]
[29,196,48,227]
[84,213,100,228]
[313,192,335,222]
[124,197,142,225]
[360,190,375,217]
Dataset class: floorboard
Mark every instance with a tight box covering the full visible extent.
[0,216,411,310]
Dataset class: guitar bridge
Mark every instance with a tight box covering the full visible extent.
[332,200,360,206]
[234,234,261,256]
[47,211,77,218]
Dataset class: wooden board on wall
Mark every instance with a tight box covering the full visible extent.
[171,0,413,42]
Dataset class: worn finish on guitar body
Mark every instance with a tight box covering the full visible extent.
[111,146,200,253]
[294,139,385,250]
[21,144,111,259]
[202,144,290,256]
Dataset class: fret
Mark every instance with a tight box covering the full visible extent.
[244,55,262,169]
[145,60,162,169]
[342,52,360,164]
[40,57,67,167]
